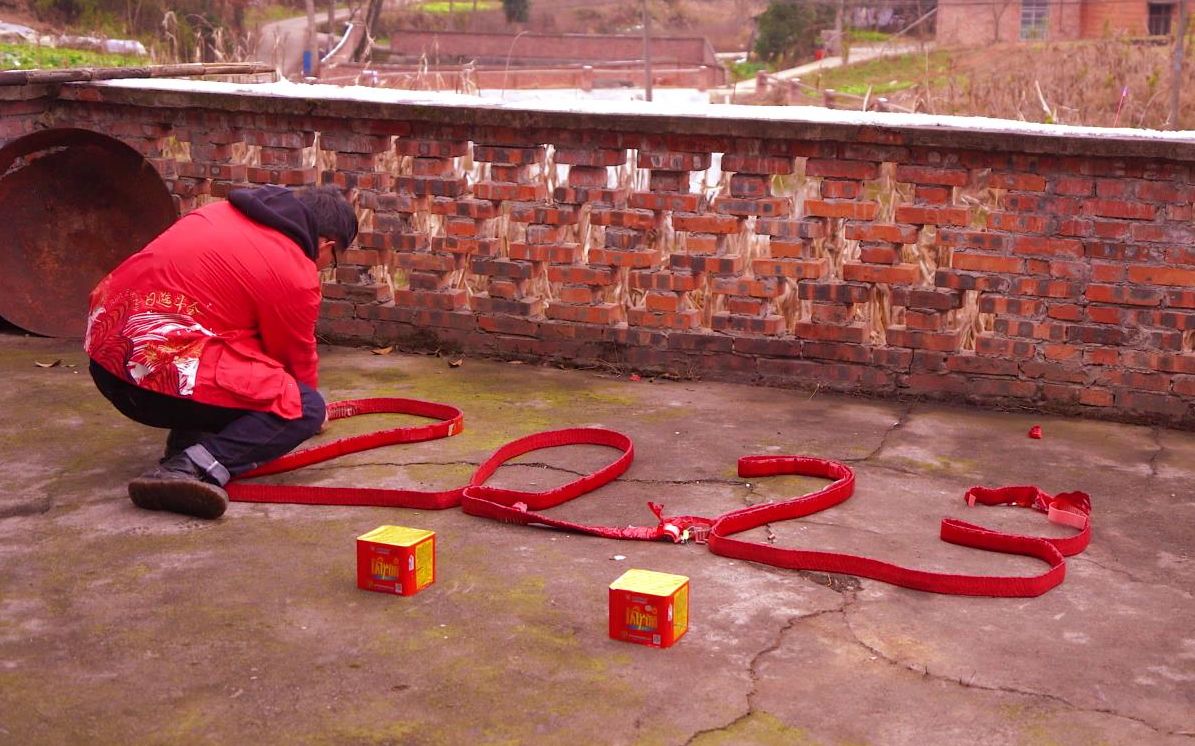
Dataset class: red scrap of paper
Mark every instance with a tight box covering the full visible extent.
[1028,425,1043,439]
[628,374,641,382]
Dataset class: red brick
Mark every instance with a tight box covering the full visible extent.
[557,284,600,304]
[394,139,468,158]
[721,154,795,174]
[711,277,782,298]
[858,245,900,264]
[395,176,465,197]
[627,308,701,330]
[1085,284,1163,306]
[589,247,657,268]
[945,353,1020,376]
[554,148,626,166]
[806,200,878,220]
[545,302,623,325]
[629,192,706,212]
[638,151,711,170]
[915,186,952,204]
[411,157,460,177]
[990,173,1047,191]
[767,240,812,259]
[894,205,969,225]
[395,252,456,273]
[798,282,871,303]
[508,243,582,264]
[987,212,1049,233]
[471,258,539,280]
[473,145,544,165]
[1011,236,1084,258]
[756,218,826,240]
[729,174,772,198]
[711,313,786,335]
[886,328,964,351]
[547,265,616,285]
[714,197,792,217]
[892,287,963,310]
[393,288,468,310]
[473,182,547,201]
[806,159,879,180]
[810,302,853,324]
[752,258,827,279]
[895,165,969,186]
[937,229,1008,251]
[590,209,656,230]
[508,203,579,225]
[727,297,767,315]
[672,255,745,274]
[793,322,868,343]
[842,262,921,284]
[1127,265,1195,287]
[951,253,1024,274]
[566,166,609,188]
[975,335,1037,359]
[672,212,742,234]
[821,180,862,199]
[1015,278,1082,298]
[1085,199,1156,220]
[844,223,917,244]
[905,309,949,331]
[628,270,702,292]
[478,315,541,336]
[978,295,1043,316]
[645,291,682,313]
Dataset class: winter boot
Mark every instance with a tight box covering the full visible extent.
[128,445,230,519]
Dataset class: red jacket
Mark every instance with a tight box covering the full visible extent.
[86,199,320,420]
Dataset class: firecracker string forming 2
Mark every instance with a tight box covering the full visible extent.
[226,396,1092,599]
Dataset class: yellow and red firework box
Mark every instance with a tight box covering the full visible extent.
[608,569,689,648]
[356,525,436,596]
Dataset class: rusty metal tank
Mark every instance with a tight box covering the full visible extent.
[0,128,177,337]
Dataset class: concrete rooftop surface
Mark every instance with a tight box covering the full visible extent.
[1,331,1193,745]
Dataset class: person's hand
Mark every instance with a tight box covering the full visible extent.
[319,410,330,434]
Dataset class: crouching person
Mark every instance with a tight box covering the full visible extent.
[85,185,358,519]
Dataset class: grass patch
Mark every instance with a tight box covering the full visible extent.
[728,59,768,82]
[417,0,500,13]
[0,43,143,70]
[245,3,303,28]
[797,48,956,98]
[847,29,891,43]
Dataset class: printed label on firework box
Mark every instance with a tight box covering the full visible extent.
[356,525,436,596]
[609,568,689,648]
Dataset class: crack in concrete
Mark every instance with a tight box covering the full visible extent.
[682,604,848,745]
[1147,426,1163,481]
[840,602,1187,738]
[1072,554,1154,585]
[845,403,914,465]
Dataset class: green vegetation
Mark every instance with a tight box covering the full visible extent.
[417,0,500,12]
[846,29,891,43]
[0,42,143,69]
[502,0,529,23]
[799,48,956,98]
[754,0,835,65]
[728,58,769,82]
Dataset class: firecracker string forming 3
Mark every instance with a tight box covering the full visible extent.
[226,396,1092,599]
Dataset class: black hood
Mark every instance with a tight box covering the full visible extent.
[228,185,320,261]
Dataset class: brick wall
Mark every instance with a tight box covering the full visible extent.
[3,81,1193,427]
[376,30,719,67]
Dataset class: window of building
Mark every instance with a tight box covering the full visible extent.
[1020,0,1050,39]
[1148,2,1175,35]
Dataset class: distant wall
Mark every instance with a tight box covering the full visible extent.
[2,81,1192,427]
[375,31,719,67]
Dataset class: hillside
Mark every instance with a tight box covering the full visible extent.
[785,38,1193,130]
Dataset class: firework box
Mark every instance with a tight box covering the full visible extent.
[356,525,436,596]
[608,568,689,648]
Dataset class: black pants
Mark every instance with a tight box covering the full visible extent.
[89,359,325,478]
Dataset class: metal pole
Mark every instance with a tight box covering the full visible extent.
[642,0,653,102]
[1168,0,1188,129]
[305,0,319,77]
